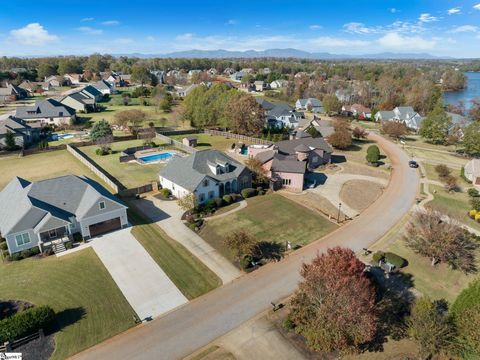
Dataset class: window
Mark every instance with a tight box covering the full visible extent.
[208,191,214,199]
[282,179,292,186]
[99,201,106,210]
[15,233,31,246]
[59,112,63,116]
[49,229,57,238]
[203,179,209,187]
[312,156,318,162]
[199,193,205,202]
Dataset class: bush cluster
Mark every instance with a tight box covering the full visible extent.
[371,251,406,268]
[95,147,111,156]
[6,247,40,262]
[160,188,171,198]
[241,188,257,199]
[0,305,55,343]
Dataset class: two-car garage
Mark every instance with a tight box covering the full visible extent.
[88,218,122,238]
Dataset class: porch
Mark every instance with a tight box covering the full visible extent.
[38,226,73,254]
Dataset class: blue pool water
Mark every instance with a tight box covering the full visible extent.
[51,133,74,140]
[139,152,173,163]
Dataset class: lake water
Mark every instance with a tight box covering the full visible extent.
[444,72,480,109]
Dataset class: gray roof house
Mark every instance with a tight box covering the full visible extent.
[159,150,252,204]
[0,115,40,149]
[0,84,28,102]
[15,99,76,126]
[93,79,116,95]
[0,175,128,255]
[464,159,480,188]
[295,98,324,113]
[374,110,396,122]
[60,92,97,113]
[256,99,304,129]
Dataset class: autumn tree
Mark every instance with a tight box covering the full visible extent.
[322,93,342,114]
[462,121,480,155]
[381,121,407,139]
[177,193,196,211]
[352,126,367,140]
[407,297,456,359]
[289,247,377,354]
[131,65,153,86]
[245,158,268,185]
[227,95,265,136]
[469,98,480,122]
[419,101,452,144]
[327,120,352,149]
[114,109,147,135]
[223,230,258,261]
[404,209,477,273]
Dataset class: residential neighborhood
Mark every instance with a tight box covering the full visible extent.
[1,2,480,360]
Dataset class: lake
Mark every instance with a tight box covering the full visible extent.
[444,72,480,109]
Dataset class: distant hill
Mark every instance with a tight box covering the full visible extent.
[117,48,450,60]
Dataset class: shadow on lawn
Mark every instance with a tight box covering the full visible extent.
[256,241,285,261]
[48,307,86,335]
[126,198,171,225]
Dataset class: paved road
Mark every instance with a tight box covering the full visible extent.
[91,228,188,321]
[72,133,419,360]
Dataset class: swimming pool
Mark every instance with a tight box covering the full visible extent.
[138,152,173,163]
[51,133,74,140]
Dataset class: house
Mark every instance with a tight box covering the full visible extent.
[93,80,116,95]
[0,115,40,149]
[256,98,304,128]
[15,99,76,126]
[119,74,132,86]
[295,98,324,113]
[182,136,198,147]
[60,92,96,113]
[241,68,254,74]
[249,136,333,192]
[0,175,129,255]
[176,84,198,97]
[342,104,372,119]
[254,81,269,92]
[78,85,103,102]
[447,112,471,137]
[230,71,245,82]
[335,88,355,103]
[151,70,166,84]
[393,106,423,130]
[464,159,480,188]
[159,149,252,204]
[188,70,202,78]
[223,68,236,75]
[262,68,271,75]
[270,79,288,89]
[299,118,335,138]
[44,75,62,87]
[374,110,396,122]
[207,68,217,76]
[63,73,84,85]
[0,84,28,102]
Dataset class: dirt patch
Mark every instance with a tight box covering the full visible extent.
[340,180,384,212]
[341,162,390,179]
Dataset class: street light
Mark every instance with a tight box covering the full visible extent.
[337,202,342,223]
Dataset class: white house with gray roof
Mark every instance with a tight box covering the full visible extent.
[0,175,128,255]
[15,99,76,126]
[0,115,40,148]
[375,106,423,130]
[159,150,252,204]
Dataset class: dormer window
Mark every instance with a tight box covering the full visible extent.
[99,201,106,210]
[203,179,209,187]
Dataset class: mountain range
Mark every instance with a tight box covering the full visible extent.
[118,48,450,60]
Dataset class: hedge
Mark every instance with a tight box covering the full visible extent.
[0,305,55,343]
[385,252,407,268]
[241,188,257,199]
[0,242,7,251]
[222,195,232,204]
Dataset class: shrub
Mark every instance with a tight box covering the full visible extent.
[461,167,472,184]
[240,255,253,270]
[213,197,224,208]
[0,305,55,343]
[188,223,197,231]
[95,147,110,156]
[366,145,380,165]
[2,250,9,259]
[468,188,480,198]
[385,252,407,268]
[204,200,217,213]
[471,197,480,212]
[160,188,171,198]
[65,242,73,250]
[372,251,385,263]
[469,210,477,219]
[241,188,257,199]
[11,253,23,261]
[0,242,7,251]
[283,318,296,330]
[222,195,232,204]
[435,164,451,179]
[476,213,480,223]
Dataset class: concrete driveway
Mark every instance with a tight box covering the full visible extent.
[91,228,188,321]
[133,197,242,284]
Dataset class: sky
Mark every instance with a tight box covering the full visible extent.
[1,0,480,58]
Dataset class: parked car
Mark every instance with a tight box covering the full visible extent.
[408,160,419,168]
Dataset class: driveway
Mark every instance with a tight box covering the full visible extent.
[91,228,188,321]
[73,133,420,360]
[133,197,242,284]
[307,173,389,218]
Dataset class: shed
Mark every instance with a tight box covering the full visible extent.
[182,136,198,147]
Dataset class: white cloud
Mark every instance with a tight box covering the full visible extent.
[447,7,461,15]
[226,19,237,25]
[474,3,480,10]
[81,17,94,22]
[309,24,321,30]
[378,32,436,50]
[114,38,133,44]
[343,22,376,34]
[418,13,439,23]
[146,36,155,41]
[176,33,195,41]
[450,25,478,33]
[102,20,119,26]
[310,36,369,47]
[9,23,59,46]
[77,26,103,35]
[389,8,399,13]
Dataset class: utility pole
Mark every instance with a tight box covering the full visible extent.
[337,202,342,223]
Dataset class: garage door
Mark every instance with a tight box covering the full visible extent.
[89,218,122,237]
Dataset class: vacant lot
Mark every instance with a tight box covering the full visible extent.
[335,139,391,175]
[199,194,338,265]
[128,203,221,299]
[0,249,135,360]
[80,139,170,188]
[0,150,107,189]
[170,132,252,152]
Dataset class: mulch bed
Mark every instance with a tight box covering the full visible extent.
[14,333,55,360]
[0,299,34,319]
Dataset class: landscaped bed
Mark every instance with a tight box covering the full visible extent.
[198,194,338,266]
[0,249,136,360]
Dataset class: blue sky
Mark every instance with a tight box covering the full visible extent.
[1,0,480,57]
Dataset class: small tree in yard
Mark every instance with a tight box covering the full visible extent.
[289,247,377,354]
[404,209,478,273]
[245,158,268,185]
[4,130,16,150]
[224,230,258,262]
[352,126,367,140]
[327,121,352,150]
[177,193,196,212]
[366,145,380,165]
[435,164,451,179]
[90,119,113,142]
[114,109,147,136]
[160,93,173,112]
[382,121,407,139]
[407,297,456,359]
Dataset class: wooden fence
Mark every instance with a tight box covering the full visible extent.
[203,129,273,145]
[155,133,198,153]
[1,329,43,352]
[118,183,156,198]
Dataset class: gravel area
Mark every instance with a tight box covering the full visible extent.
[14,333,55,360]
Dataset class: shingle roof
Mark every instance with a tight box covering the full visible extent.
[276,137,333,155]
[159,150,250,191]
[271,155,306,174]
[15,99,76,119]
[0,116,32,135]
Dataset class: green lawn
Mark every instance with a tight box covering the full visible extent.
[170,132,252,152]
[80,139,170,188]
[387,240,478,302]
[127,203,221,299]
[0,150,108,190]
[199,194,338,265]
[0,249,136,360]
[337,139,391,172]
[428,185,480,231]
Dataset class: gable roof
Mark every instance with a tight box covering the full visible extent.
[93,80,112,91]
[271,155,306,174]
[0,116,34,135]
[15,99,76,120]
[465,159,480,178]
[159,150,249,192]
[276,137,333,155]
[375,110,395,120]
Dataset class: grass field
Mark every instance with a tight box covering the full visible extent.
[199,194,338,265]
[336,139,391,174]
[80,139,171,188]
[0,249,136,360]
[424,163,470,187]
[169,132,252,152]
[427,185,480,231]
[128,203,221,299]
[0,150,108,190]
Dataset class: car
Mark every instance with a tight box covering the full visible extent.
[408,160,419,168]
